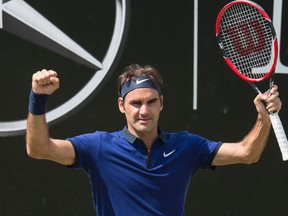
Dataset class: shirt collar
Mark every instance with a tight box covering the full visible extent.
[121,126,167,144]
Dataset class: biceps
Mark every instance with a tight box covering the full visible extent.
[212,142,246,166]
[48,139,76,166]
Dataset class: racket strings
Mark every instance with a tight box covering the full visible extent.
[219,3,274,79]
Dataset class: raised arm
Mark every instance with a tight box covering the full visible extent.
[26,69,75,165]
[212,85,282,166]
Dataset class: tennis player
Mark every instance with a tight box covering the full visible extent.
[26,64,282,216]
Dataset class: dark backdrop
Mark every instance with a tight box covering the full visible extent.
[0,0,288,215]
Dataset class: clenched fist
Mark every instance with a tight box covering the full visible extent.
[32,69,60,95]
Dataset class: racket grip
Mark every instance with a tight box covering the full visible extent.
[269,113,288,161]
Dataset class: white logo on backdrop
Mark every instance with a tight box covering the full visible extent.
[0,0,130,136]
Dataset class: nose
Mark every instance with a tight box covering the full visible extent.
[139,104,149,116]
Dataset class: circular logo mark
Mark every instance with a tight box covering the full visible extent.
[0,0,130,136]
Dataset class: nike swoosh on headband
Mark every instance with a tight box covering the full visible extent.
[136,78,149,84]
[120,76,161,98]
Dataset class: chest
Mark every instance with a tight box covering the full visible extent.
[95,141,195,188]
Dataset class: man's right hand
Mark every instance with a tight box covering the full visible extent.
[32,69,59,95]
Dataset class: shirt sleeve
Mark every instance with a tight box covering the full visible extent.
[66,132,101,170]
[184,132,223,170]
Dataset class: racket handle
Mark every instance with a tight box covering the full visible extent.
[269,113,288,161]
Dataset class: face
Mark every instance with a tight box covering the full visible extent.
[118,88,163,138]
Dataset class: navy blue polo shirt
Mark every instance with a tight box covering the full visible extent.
[67,127,222,216]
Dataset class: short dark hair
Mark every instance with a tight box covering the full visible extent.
[117,64,163,97]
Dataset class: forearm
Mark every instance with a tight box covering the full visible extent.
[241,114,271,163]
[213,114,271,166]
[240,85,281,163]
[26,113,51,159]
[212,86,280,166]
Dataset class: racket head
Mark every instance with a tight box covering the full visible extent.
[216,0,278,83]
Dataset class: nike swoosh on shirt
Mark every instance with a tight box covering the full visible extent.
[163,150,176,158]
[136,78,149,84]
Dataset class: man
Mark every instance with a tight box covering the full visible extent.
[26,64,282,215]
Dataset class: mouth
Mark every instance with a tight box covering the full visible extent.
[137,118,152,123]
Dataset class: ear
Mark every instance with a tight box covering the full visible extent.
[118,97,125,113]
[160,95,164,111]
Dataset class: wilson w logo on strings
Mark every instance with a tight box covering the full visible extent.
[222,18,275,75]
[224,20,266,56]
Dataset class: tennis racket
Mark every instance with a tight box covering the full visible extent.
[215,0,288,161]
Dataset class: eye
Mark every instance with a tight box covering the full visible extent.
[148,99,158,105]
[130,101,141,107]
